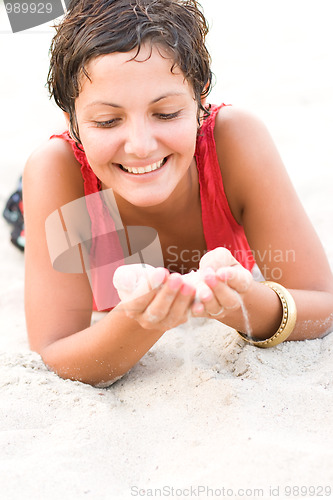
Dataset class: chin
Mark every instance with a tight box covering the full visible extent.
[128,194,170,208]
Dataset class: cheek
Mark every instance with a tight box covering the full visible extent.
[167,119,198,154]
[80,130,118,167]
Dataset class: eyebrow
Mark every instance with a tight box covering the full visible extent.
[84,92,187,109]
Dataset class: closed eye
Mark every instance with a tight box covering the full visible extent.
[156,111,181,120]
[94,110,181,127]
[94,118,120,128]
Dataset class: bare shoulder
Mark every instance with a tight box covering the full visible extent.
[23,137,91,352]
[213,105,277,169]
[215,104,264,125]
[213,105,287,223]
[23,137,85,208]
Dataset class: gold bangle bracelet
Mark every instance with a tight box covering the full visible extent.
[237,281,297,348]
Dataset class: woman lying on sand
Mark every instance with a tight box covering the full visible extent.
[23,0,333,386]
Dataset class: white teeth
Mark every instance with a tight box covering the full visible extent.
[121,158,166,174]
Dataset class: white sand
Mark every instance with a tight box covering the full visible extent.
[1,1,333,498]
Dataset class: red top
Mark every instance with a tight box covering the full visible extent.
[50,103,255,309]
[195,104,254,270]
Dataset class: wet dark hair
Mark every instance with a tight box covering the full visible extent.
[47,0,212,144]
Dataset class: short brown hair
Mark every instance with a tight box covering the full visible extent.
[47,0,212,144]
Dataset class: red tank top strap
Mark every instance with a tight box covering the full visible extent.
[50,131,121,311]
[195,104,255,271]
[50,131,101,194]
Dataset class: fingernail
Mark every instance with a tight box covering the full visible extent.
[180,283,194,296]
[168,273,182,290]
[217,268,233,281]
[204,274,217,287]
[150,267,168,289]
[192,302,204,315]
[201,266,215,277]
[199,289,213,301]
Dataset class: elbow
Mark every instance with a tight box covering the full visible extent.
[38,342,126,387]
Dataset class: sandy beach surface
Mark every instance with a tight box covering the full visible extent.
[0,1,333,498]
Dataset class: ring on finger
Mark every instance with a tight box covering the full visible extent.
[208,306,224,317]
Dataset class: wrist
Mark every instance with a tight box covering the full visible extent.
[236,281,297,347]
[217,279,283,340]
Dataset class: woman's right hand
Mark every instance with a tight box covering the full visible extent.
[113,265,196,331]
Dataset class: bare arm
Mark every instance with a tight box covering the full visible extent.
[23,140,194,385]
[204,106,333,340]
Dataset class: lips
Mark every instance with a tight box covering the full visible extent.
[117,157,168,174]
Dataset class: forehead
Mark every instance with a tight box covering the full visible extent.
[78,44,193,99]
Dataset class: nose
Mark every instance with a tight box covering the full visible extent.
[123,116,158,158]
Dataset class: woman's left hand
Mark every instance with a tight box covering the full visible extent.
[191,247,253,318]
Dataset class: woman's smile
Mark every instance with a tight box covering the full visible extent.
[115,155,168,175]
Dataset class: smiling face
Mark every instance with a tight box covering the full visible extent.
[74,45,199,208]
